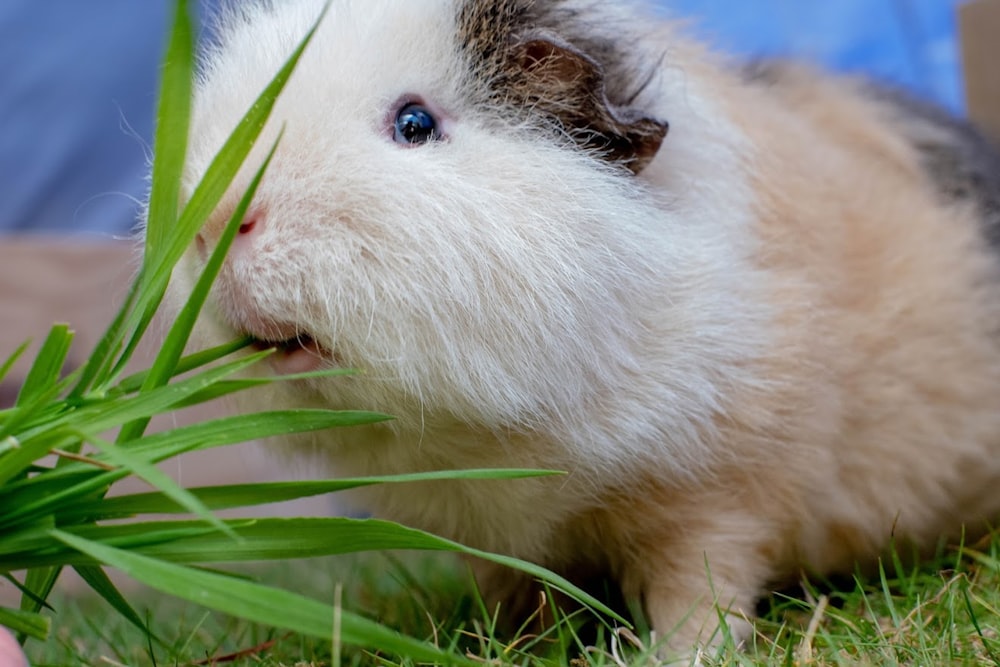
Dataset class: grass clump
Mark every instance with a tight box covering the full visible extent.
[23,537,1000,666]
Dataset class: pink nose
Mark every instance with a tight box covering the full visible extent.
[238,216,258,235]
[195,209,262,261]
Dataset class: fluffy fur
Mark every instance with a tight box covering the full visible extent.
[161,0,1000,656]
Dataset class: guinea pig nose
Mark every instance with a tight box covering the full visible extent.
[238,215,258,235]
[196,207,264,260]
[195,232,207,261]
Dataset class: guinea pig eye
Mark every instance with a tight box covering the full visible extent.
[393,103,440,145]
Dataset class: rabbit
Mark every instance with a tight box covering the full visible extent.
[162,0,1000,657]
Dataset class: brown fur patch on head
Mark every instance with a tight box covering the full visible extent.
[456,0,668,173]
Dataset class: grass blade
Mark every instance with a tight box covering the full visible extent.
[18,567,60,618]
[0,341,29,387]
[14,325,72,409]
[0,353,269,489]
[144,0,194,260]
[67,278,138,399]
[1,409,387,505]
[62,469,563,520]
[0,410,388,532]
[113,337,253,395]
[83,431,234,538]
[165,367,358,410]
[92,0,196,389]
[0,410,385,530]
[2,574,52,613]
[73,565,162,648]
[68,351,270,436]
[0,326,74,449]
[0,606,49,641]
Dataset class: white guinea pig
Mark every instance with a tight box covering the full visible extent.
[164,0,1000,655]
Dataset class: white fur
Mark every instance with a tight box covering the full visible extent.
[176,0,769,502]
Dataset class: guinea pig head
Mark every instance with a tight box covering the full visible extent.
[174,0,671,432]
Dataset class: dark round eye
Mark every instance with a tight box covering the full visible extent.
[393,103,440,145]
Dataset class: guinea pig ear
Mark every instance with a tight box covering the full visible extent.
[509,32,668,174]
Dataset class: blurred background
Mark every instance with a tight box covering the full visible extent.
[0,0,967,236]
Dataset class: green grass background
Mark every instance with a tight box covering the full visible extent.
[27,534,1000,666]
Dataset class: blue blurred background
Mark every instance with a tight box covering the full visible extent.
[662,1,963,110]
[0,0,966,235]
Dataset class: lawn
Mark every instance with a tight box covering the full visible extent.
[25,531,1000,666]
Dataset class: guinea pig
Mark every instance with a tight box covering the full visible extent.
[164,0,1000,657]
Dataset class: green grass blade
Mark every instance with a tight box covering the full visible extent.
[111,407,387,461]
[51,530,473,666]
[0,424,89,489]
[18,567,61,617]
[83,431,234,538]
[163,377,296,408]
[0,429,87,491]
[72,565,162,648]
[70,351,270,436]
[152,136,280,383]
[0,606,49,641]
[64,469,563,520]
[0,485,117,538]
[0,410,387,531]
[144,0,194,260]
[0,523,226,564]
[0,437,18,458]
[121,516,492,559]
[0,447,204,534]
[12,325,72,409]
[67,277,139,399]
[94,0,195,388]
[961,582,1000,667]
[0,374,79,466]
[166,368,359,409]
[1,409,386,501]
[0,340,29,387]
[0,435,31,485]
[877,558,901,628]
[0,353,270,490]
[2,574,51,613]
[113,337,253,395]
[206,519,616,622]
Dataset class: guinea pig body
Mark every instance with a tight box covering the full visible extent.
[167,0,1000,654]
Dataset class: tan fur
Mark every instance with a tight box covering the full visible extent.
[575,59,1000,647]
[160,0,1000,658]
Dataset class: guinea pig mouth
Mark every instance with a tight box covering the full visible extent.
[249,333,329,374]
